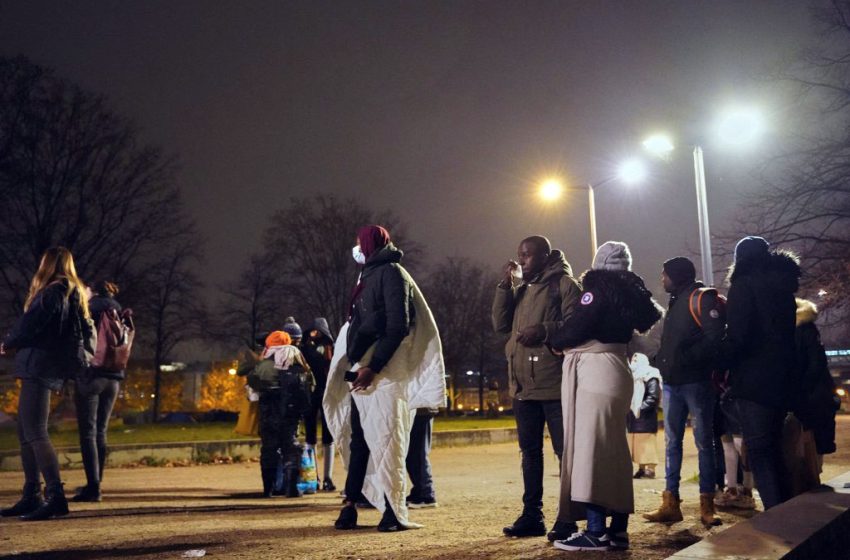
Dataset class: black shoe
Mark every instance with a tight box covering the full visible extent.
[1,483,44,517]
[335,504,358,530]
[503,513,546,538]
[261,468,277,498]
[633,468,645,479]
[547,520,578,542]
[71,485,101,503]
[21,482,68,521]
[322,479,337,492]
[377,506,407,532]
[407,496,438,509]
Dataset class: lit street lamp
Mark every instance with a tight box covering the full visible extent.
[539,158,646,259]
[643,107,764,286]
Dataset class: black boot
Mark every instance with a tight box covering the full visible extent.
[0,482,44,517]
[21,481,68,521]
[547,520,578,542]
[503,511,546,538]
[71,484,101,503]
[335,503,358,530]
[261,468,277,498]
[377,497,407,532]
[285,463,302,498]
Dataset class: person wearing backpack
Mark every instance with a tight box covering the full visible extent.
[645,257,724,526]
[492,235,582,541]
[0,247,92,521]
[72,280,128,503]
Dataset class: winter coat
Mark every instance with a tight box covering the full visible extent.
[793,299,837,455]
[722,251,801,409]
[627,377,660,433]
[3,280,83,391]
[347,244,415,374]
[654,282,725,386]
[492,250,581,400]
[87,294,125,381]
[548,269,662,351]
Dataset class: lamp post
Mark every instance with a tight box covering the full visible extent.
[539,158,646,260]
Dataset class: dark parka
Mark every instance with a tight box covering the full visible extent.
[653,282,725,386]
[793,299,837,455]
[627,377,661,434]
[492,250,581,401]
[3,281,81,391]
[722,251,801,409]
[347,244,415,373]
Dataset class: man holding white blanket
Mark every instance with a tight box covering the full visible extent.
[324,225,445,532]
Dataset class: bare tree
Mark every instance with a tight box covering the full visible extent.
[261,195,421,334]
[421,258,505,414]
[0,56,187,323]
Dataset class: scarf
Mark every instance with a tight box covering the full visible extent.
[629,353,662,417]
[262,344,301,371]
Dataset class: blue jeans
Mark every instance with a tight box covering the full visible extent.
[585,503,628,536]
[736,398,788,509]
[662,381,716,495]
[513,398,564,515]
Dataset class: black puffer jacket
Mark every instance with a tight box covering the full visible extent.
[549,269,663,350]
[722,251,801,409]
[654,282,725,386]
[3,281,80,390]
[88,294,125,380]
[347,244,415,373]
[627,377,660,433]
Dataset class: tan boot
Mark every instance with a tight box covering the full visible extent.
[643,490,683,522]
[699,493,722,526]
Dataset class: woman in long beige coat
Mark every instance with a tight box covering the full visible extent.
[547,242,662,552]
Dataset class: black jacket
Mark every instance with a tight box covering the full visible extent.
[549,269,662,350]
[793,299,837,454]
[627,377,660,434]
[88,294,125,380]
[3,281,79,390]
[654,282,724,386]
[302,335,332,394]
[722,251,800,409]
[347,244,415,373]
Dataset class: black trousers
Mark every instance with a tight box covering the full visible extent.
[258,390,301,470]
[304,388,333,445]
[405,413,435,501]
[737,398,788,509]
[74,377,120,487]
[17,379,61,486]
[513,398,564,515]
[344,400,370,502]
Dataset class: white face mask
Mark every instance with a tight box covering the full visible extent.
[352,245,366,265]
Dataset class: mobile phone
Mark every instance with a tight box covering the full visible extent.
[344,370,358,382]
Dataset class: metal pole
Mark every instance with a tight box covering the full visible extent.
[693,146,714,286]
[587,184,598,260]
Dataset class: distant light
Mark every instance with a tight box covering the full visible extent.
[642,134,675,157]
[818,289,828,298]
[150,393,156,398]
[618,158,647,184]
[457,403,464,410]
[466,370,474,376]
[228,368,237,375]
[474,407,480,412]
[716,107,764,146]
[539,178,563,201]
[498,406,504,412]
[837,388,847,397]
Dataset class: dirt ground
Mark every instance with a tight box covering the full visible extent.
[1,417,849,560]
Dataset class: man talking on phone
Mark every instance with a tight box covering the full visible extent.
[492,235,581,540]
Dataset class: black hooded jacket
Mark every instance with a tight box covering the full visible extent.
[548,269,662,350]
[347,244,415,374]
[722,250,801,409]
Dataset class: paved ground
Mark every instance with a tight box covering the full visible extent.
[1,417,849,560]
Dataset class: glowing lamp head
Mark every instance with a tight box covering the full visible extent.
[539,178,563,201]
[642,134,675,157]
[618,158,647,184]
[716,107,764,146]
[228,368,237,375]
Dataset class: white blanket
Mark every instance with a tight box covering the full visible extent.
[323,273,445,528]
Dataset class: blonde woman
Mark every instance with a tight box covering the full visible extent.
[0,247,91,521]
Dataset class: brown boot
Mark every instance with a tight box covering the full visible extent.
[699,493,722,526]
[643,490,683,523]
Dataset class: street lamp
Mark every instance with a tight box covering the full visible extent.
[643,107,763,286]
[539,159,647,260]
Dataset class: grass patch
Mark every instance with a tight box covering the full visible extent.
[0,415,517,451]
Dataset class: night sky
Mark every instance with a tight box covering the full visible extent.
[0,0,820,299]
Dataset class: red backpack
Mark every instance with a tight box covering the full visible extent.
[91,308,135,371]
[687,287,726,328]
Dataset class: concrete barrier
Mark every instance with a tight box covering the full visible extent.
[0,426,518,471]
[667,471,850,560]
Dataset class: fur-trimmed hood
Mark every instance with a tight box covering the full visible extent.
[727,249,801,293]
[796,298,818,327]
[580,268,664,334]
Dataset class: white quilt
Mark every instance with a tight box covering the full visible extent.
[323,274,445,528]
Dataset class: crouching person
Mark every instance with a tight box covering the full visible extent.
[248,331,314,498]
[324,225,446,532]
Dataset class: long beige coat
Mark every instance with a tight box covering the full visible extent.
[557,340,634,521]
